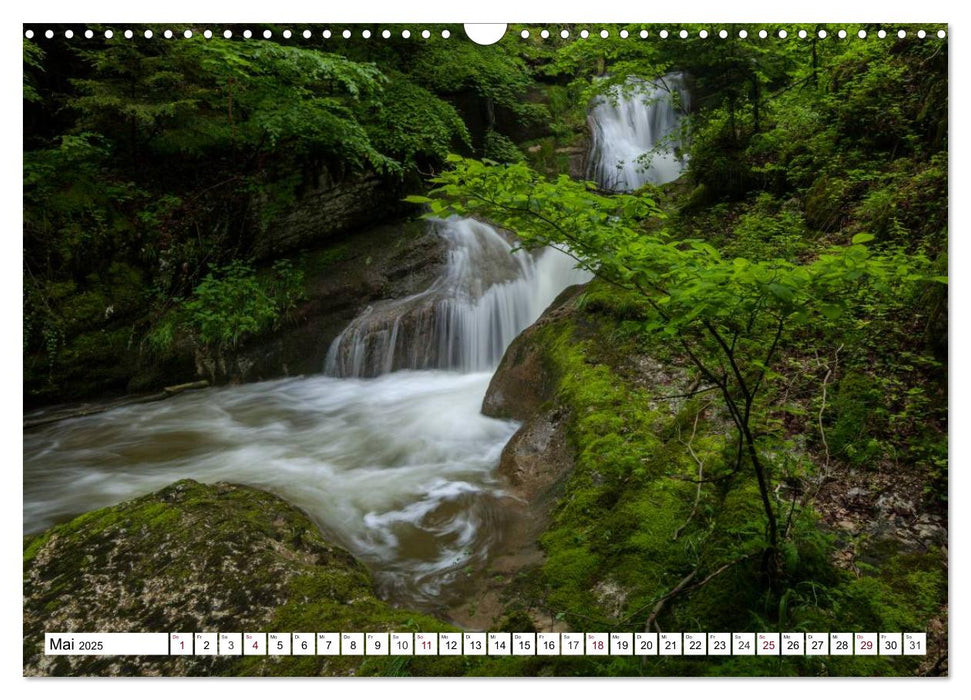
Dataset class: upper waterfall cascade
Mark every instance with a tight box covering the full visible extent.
[587,73,690,192]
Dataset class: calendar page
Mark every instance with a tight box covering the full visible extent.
[21,8,950,682]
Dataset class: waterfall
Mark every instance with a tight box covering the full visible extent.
[587,72,689,192]
[325,217,592,378]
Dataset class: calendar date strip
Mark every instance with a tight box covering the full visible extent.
[44,631,926,657]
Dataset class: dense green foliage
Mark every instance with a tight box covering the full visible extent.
[418,24,946,674]
[146,259,304,357]
[422,155,941,584]
[474,291,944,675]
[23,26,533,403]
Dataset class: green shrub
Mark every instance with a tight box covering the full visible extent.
[723,195,811,261]
[828,372,886,466]
[803,176,849,232]
[184,261,278,350]
[147,259,305,355]
[482,129,524,164]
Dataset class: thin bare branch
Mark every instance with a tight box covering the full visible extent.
[674,403,712,540]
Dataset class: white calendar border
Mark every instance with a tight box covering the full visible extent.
[4,1,963,700]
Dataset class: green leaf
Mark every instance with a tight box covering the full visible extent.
[851,233,875,245]
[767,283,795,303]
[819,304,843,321]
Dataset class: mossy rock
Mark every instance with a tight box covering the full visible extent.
[23,480,468,677]
[482,283,584,420]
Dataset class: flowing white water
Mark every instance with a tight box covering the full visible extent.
[325,218,592,377]
[587,73,689,192]
[24,371,519,607]
[23,217,592,609]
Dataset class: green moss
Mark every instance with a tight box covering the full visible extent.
[498,280,945,676]
[23,532,53,565]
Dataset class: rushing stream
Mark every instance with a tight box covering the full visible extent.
[23,221,590,610]
[23,77,686,610]
[24,370,519,606]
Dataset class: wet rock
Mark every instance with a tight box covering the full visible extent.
[497,411,573,502]
[481,330,553,420]
[482,284,584,420]
[914,514,946,545]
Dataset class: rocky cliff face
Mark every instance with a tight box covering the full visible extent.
[251,168,412,260]
[23,480,464,677]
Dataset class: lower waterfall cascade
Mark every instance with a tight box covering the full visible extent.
[324,217,592,378]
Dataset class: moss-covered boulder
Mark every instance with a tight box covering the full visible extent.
[482,284,583,421]
[23,480,467,677]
